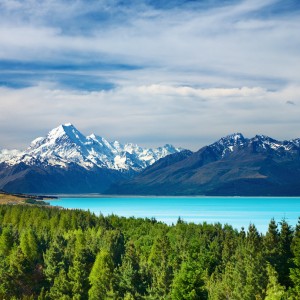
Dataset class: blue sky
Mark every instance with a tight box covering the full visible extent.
[0,0,299,150]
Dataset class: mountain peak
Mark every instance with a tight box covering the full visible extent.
[213,132,246,148]
[47,123,86,145]
[208,133,247,158]
[225,132,245,141]
[2,124,182,172]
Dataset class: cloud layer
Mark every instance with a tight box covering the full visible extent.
[0,0,299,150]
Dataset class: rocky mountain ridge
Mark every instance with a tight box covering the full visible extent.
[109,133,300,196]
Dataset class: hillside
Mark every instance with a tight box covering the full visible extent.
[109,133,300,196]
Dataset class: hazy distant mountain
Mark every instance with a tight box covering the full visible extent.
[108,133,300,196]
[0,148,21,162]
[0,123,181,193]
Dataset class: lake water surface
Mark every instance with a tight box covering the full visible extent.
[50,197,300,233]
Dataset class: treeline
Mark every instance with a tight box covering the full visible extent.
[0,205,299,299]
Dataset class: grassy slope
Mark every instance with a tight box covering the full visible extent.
[0,192,26,204]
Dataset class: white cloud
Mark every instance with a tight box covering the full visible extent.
[134,85,267,98]
[0,0,299,149]
[0,83,299,150]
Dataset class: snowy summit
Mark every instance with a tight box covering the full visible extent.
[1,123,182,172]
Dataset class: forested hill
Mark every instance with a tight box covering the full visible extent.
[0,205,300,299]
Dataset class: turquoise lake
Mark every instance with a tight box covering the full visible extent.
[49,197,300,233]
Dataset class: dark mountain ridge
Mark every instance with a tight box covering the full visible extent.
[0,161,126,194]
[108,133,300,196]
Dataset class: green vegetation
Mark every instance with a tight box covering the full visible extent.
[24,199,50,206]
[0,205,299,299]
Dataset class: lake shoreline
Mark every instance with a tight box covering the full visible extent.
[48,196,300,233]
[44,193,300,199]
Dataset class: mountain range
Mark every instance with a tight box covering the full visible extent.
[0,124,181,193]
[1,126,300,195]
[108,133,300,196]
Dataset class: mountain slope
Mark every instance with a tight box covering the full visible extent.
[0,124,181,193]
[0,162,125,194]
[108,134,300,196]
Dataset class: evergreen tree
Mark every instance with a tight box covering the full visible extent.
[68,252,89,300]
[278,219,293,287]
[20,229,39,263]
[114,241,145,298]
[171,259,207,299]
[212,224,267,300]
[221,226,238,266]
[290,217,300,297]
[0,226,14,256]
[148,233,173,298]
[265,263,286,300]
[242,224,266,299]
[68,231,90,300]
[264,219,280,268]
[7,246,32,298]
[207,262,235,300]
[48,269,72,299]
[102,229,125,267]
[43,236,66,284]
[0,256,13,299]
[88,249,114,300]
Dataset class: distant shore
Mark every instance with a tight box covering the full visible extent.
[0,190,57,205]
[44,193,300,199]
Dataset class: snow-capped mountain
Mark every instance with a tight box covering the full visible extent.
[209,133,247,158]
[2,123,182,172]
[110,133,300,196]
[3,130,300,195]
[210,133,300,159]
